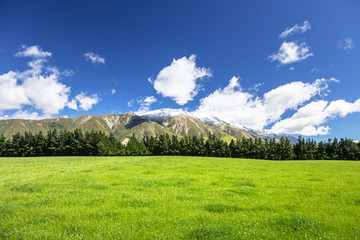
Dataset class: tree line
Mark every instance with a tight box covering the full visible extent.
[0,129,359,160]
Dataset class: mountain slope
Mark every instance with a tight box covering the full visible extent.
[0,109,296,143]
[141,112,237,141]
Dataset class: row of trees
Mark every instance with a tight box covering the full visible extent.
[0,129,359,160]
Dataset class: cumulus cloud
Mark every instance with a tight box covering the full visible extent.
[338,38,356,50]
[15,45,51,58]
[279,20,311,39]
[151,55,212,105]
[0,71,30,110]
[271,99,360,135]
[135,96,157,114]
[0,45,100,119]
[74,92,100,111]
[22,69,71,114]
[1,46,69,114]
[193,77,337,130]
[269,41,313,65]
[67,99,78,110]
[84,52,105,64]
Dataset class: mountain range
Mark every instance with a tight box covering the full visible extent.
[0,108,297,144]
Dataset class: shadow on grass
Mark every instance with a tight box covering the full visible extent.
[136,178,193,188]
[186,225,240,239]
[204,203,242,213]
[233,179,256,187]
[225,188,256,196]
[11,183,46,193]
[75,179,108,190]
[270,215,329,236]
[0,205,13,219]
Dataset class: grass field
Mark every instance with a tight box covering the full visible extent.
[1,156,360,239]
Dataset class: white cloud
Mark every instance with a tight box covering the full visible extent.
[22,69,71,114]
[142,96,157,105]
[289,67,295,71]
[151,55,212,105]
[0,110,51,120]
[279,20,311,39]
[15,45,51,58]
[84,52,105,64]
[193,77,336,130]
[1,47,69,114]
[248,82,264,92]
[271,99,360,135]
[67,99,78,110]
[127,99,135,107]
[0,71,30,110]
[269,41,313,65]
[135,96,157,114]
[339,38,356,50]
[12,110,50,120]
[111,89,116,94]
[74,92,100,111]
[62,69,75,77]
[0,45,100,119]
[310,68,319,73]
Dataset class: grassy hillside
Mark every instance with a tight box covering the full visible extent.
[1,156,360,239]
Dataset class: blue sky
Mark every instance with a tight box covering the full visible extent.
[0,0,359,140]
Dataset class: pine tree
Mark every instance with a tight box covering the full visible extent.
[0,134,6,157]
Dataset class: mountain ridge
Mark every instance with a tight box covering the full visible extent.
[0,109,297,143]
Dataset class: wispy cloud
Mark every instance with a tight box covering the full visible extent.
[338,38,356,50]
[127,99,135,107]
[310,68,319,73]
[269,41,313,65]
[135,96,157,114]
[62,69,75,77]
[84,52,105,64]
[279,20,311,39]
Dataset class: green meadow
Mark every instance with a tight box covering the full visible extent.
[1,156,360,239]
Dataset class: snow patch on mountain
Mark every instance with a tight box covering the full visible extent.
[138,108,193,119]
[139,108,298,143]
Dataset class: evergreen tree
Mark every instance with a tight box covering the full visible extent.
[0,134,6,156]
[316,141,327,160]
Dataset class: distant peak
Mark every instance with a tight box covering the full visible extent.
[123,112,136,117]
[138,108,193,119]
